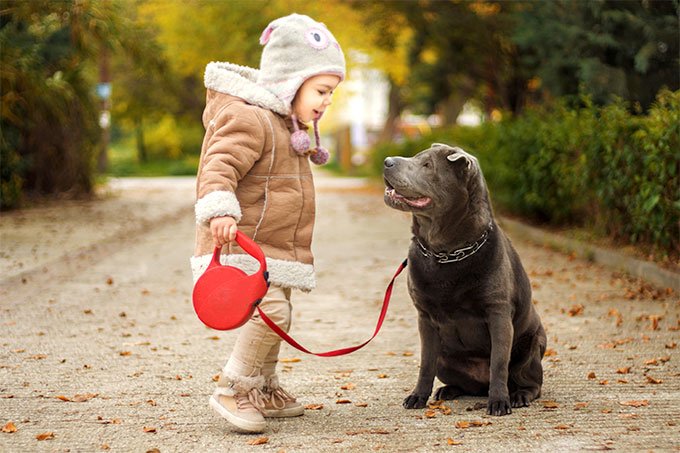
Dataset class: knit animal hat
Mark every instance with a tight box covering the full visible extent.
[258,13,345,165]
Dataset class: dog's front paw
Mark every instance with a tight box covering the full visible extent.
[487,397,512,416]
[403,393,428,409]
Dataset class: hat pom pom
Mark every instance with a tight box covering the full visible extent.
[310,147,329,165]
[290,130,310,155]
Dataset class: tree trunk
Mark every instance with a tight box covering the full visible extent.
[377,78,404,144]
[135,116,147,163]
[438,91,468,126]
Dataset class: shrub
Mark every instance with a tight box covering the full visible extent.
[367,89,680,256]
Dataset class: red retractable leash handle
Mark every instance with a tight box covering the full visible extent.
[257,258,408,357]
[193,232,408,356]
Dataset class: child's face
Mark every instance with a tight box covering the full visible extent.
[292,74,341,123]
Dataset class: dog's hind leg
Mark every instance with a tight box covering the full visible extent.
[433,385,463,401]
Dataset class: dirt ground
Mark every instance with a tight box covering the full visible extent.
[1,175,678,452]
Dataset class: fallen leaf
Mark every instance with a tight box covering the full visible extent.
[247,437,269,445]
[616,367,631,374]
[208,336,220,340]
[56,395,71,402]
[106,277,114,285]
[72,393,98,402]
[336,399,351,404]
[36,432,54,440]
[645,375,662,384]
[143,426,156,433]
[30,354,47,360]
[648,315,661,330]
[403,351,414,357]
[119,351,132,357]
[280,358,301,363]
[620,400,649,407]
[544,348,558,357]
[354,402,368,407]
[608,309,623,326]
[542,400,559,409]
[666,342,677,349]
[304,404,324,410]
[340,383,355,390]
[587,372,597,379]
[599,380,609,385]
[424,409,437,418]
[377,374,388,379]
[554,424,571,430]
[84,309,93,315]
[447,438,463,445]
[574,402,589,410]
[568,304,584,316]
[2,422,17,433]
[455,420,491,429]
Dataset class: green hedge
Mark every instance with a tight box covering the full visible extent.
[370,89,679,256]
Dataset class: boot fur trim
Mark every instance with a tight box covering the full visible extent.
[263,374,280,391]
[218,370,265,395]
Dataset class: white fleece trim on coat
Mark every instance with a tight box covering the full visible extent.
[204,61,290,116]
[195,190,242,225]
[190,253,316,292]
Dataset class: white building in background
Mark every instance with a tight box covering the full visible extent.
[338,51,390,164]
[335,51,483,165]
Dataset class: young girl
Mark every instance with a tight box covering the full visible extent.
[190,13,345,433]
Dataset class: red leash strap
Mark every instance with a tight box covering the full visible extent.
[256,259,408,357]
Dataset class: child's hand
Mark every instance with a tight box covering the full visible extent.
[210,216,237,247]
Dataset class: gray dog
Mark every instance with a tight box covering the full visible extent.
[383,143,546,416]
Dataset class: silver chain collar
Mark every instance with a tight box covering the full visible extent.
[415,222,493,264]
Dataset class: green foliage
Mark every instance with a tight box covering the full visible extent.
[141,115,204,160]
[368,90,680,255]
[513,0,679,110]
[1,0,105,209]
[107,140,199,177]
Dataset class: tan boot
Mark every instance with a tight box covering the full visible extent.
[210,374,266,432]
[261,375,304,418]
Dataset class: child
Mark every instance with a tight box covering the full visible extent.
[190,13,345,433]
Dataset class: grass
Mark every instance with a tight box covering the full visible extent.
[106,141,199,177]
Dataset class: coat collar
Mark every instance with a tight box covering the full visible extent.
[204,61,290,116]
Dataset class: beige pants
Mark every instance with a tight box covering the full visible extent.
[222,285,292,388]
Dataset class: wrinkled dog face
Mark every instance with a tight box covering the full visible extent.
[383,144,478,214]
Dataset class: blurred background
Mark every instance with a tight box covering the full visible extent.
[1,0,678,262]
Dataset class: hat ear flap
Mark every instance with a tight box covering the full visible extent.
[259,24,276,45]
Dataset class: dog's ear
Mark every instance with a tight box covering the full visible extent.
[446,147,476,170]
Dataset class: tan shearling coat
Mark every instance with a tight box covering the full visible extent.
[191,62,316,291]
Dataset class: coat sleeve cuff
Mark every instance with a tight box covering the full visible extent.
[195,190,242,225]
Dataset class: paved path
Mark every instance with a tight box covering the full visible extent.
[1,176,678,452]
